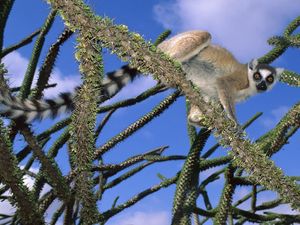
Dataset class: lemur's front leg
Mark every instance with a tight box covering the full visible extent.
[216,77,237,123]
[188,77,237,126]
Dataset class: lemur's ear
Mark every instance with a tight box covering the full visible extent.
[248,59,258,70]
[275,68,285,77]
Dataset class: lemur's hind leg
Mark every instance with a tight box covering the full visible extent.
[157,31,211,62]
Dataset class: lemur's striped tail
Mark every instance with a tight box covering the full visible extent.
[0,65,138,123]
[102,65,138,98]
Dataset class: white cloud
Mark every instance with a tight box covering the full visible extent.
[43,68,81,97]
[233,186,252,210]
[271,105,290,120]
[271,204,297,215]
[2,51,81,98]
[0,198,62,224]
[2,51,29,87]
[234,190,296,217]
[235,186,251,200]
[154,0,300,61]
[0,166,51,216]
[261,105,289,128]
[108,211,170,225]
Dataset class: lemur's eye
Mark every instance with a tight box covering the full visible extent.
[266,75,274,84]
[253,72,262,81]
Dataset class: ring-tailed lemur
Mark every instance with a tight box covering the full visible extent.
[0,30,284,124]
[157,30,283,125]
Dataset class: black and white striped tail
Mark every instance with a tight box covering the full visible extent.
[102,65,138,98]
[0,65,139,123]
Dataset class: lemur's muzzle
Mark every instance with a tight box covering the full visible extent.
[256,81,267,92]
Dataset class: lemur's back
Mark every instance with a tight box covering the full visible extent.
[199,45,241,73]
[182,44,242,101]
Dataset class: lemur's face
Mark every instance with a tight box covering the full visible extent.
[248,59,284,93]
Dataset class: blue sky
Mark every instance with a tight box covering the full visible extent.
[1,0,300,224]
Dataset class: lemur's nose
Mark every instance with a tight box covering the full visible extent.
[256,81,267,91]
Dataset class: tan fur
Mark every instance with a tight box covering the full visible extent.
[157,31,251,124]
[199,45,238,70]
[219,67,249,91]
[158,31,211,62]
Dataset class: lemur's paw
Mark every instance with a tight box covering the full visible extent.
[189,114,204,122]
[188,114,206,127]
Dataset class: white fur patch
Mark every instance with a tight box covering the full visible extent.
[102,69,124,85]
[57,105,67,115]
[24,99,37,110]
[11,110,25,118]
[54,97,66,105]
[25,112,38,123]
[41,109,52,120]
[259,68,277,91]
[38,100,51,108]
[114,68,126,77]
[120,73,131,85]
[106,83,118,96]
[259,69,272,78]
